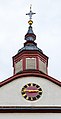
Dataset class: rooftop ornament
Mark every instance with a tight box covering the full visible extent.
[26,5,36,25]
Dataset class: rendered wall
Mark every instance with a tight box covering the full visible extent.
[0,113,61,119]
[0,76,61,106]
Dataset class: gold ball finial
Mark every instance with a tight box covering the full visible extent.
[28,20,33,25]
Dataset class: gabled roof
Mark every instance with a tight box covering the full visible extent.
[0,70,61,87]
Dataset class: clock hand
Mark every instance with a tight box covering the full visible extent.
[22,89,42,93]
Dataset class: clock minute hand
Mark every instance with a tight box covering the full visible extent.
[22,89,42,93]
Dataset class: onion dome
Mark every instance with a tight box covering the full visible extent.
[25,25,36,41]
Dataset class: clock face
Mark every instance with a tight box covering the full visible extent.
[21,83,42,101]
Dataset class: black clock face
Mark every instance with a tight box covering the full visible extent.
[21,83,42,101]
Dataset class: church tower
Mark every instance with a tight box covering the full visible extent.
[13,6,48,76]
[0,6,61,115]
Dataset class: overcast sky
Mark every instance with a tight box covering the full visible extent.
[0,0,61,82]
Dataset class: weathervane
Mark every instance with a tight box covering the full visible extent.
[26,5,36,25]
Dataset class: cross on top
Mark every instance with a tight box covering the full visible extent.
[26,5,36,20]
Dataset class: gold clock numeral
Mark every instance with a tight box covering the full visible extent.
[26,96,29,100]
[38,90,42,93]
[31,83,33,86]
[31,97,33,101]
[22,93,26,97]
[27,84,29,87]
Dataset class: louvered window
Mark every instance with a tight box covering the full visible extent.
[39,59,46,74]
[15,60,22,74]
[26,58,36,70]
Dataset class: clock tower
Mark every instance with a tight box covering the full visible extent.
[13,6,48,76]
[0,6,61,117]
[12,6,49,101]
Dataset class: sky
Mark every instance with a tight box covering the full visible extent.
[0,0,61,82]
